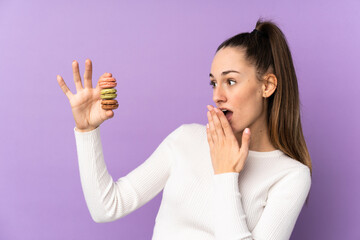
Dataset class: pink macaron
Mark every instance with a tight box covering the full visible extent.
[99,78,117,88]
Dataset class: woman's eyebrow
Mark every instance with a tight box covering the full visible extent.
[209,70,241,78]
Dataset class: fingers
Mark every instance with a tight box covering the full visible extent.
[83,59,93,89]
[99,72,112,79]
[72,60,83,91]
[57,75,73,100]
[213,107,234,139]
[98,72,112,79]
[207,105,226,142]
[207,110,218,143]
[95,72,109,88]
[206,123,214,151]
[211,109,225,140]
[206,112,214,143]
[206,104,239,144]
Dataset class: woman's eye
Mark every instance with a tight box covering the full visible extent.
[209,79,236,89]
[228,79,236,85]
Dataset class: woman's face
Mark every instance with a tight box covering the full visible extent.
[209,47,266,134]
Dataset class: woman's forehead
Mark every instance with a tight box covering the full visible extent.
[211,47,252,75]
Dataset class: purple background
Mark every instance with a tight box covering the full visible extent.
[0,0,359,239]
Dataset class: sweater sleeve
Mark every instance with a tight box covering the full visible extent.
[212,167,311,240]
[74,124,183,223]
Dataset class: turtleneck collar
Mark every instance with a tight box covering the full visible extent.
[248,149,284,158]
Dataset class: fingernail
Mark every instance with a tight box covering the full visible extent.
[214,108,219,113]
[244,128,250,134]
[207,123,209,129]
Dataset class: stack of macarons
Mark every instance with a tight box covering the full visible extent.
[99,76,119,110]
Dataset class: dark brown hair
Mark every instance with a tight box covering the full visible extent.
[216,19,312,203]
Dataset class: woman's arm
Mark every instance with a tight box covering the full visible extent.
[213,166,311,240]
[74,124,183,223]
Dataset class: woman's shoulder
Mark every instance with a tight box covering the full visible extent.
[270,153,312,188]
[277,153,311,174]
[172,123,206,135]
[247,150,310,182]
[181,123,206,131]
[168,123,206,144]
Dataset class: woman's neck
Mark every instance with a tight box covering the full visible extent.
[235,115,276,152]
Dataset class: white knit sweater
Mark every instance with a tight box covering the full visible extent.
[74,123,311,240]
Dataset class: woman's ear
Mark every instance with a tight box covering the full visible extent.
[262,73,277,98]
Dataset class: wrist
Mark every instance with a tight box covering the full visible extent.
[214,169,238,175]
[75,126,97,132]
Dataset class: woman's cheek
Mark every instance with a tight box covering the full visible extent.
[238,98,260,125]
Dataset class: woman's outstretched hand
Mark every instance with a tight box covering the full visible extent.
[57,59,116,132]
[206,105,251,174]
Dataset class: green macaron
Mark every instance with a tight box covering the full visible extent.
[100,88,117,100]
[100,88,117,95]
[101,93,117,99]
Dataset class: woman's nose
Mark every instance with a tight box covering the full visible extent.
[213,86,227,103]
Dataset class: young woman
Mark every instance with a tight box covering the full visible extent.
[57,19,312,240]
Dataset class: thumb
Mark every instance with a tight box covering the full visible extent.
[237,128,251,172]
[105,110,114,119]
[241,128,251,152]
